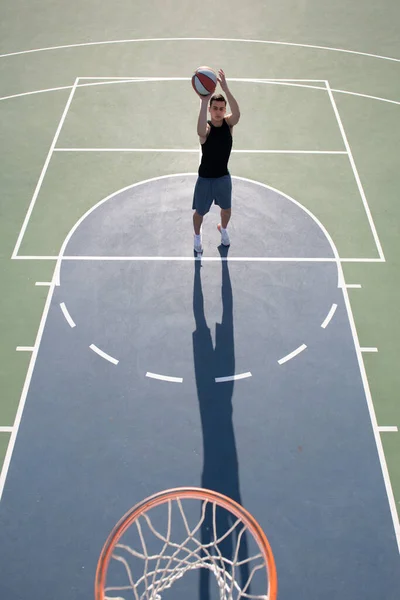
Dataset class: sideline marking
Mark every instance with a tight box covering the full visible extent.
[0,427,13,433]
[321,303,337,328]
[89,344,119,365]
[345,284,362,288]
[35,281,51,286]
[0,279,58,501]
[360,347,378,352]
[11,78,79,258]
[215,372,252,383]
[146,372,183,383]
[278,344,307,365]
[16,346,34,352]
[1,36,399,63]
[338,260,400,552]
[60,302,76,328]
[378,426,398,433]
[325,81,385,261]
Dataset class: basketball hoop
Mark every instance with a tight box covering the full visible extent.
[95,487,277,600]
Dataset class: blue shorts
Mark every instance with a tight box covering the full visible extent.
[192,174,232,216]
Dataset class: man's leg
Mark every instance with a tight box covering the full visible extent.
[193,211,204,235]
[220,208,231,229]
[193,211,204,253]
[216,175,232,246]
[218,208,231,246]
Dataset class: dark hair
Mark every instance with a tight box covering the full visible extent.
[210,93,226,106]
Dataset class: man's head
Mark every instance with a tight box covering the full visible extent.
[209,94,227,122]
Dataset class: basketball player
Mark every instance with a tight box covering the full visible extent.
[193,69,241,254]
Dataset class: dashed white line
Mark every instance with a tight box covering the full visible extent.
[378,426,398,433]
[345,284,362,288]
[89,344,119,365]
[0,427,13,433]
[215,372,252,383]
[146,372,183,383]
[321,303,337,328]
[60,302,76,328]
[16,346,34,352]
[35,281,52,286]
[278,344,307,365]
[360,347,378,353]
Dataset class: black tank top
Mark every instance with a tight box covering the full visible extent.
[198,119,233,178]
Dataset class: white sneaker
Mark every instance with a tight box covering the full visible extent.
[194,233,203,254]
[217,224,230,246]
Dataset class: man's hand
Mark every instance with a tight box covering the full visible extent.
[194,90,213,102]
[217,69,229,93]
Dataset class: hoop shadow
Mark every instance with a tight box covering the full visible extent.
[192,247,251,599]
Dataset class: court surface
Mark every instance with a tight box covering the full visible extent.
[1,2,400,599]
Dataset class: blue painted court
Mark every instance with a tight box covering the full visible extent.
[0,176,399,599]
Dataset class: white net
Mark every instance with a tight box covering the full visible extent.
[104,497,270,600]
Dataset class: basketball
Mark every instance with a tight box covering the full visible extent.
[192,66,217,96]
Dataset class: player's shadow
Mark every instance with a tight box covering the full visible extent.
[192,247,251,600]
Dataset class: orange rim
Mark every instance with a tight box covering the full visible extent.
[95,487,278,600]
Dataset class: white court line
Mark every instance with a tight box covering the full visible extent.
[215,372,252,383]
[13,255,385,263]
[80,76,325,81]
[55,148,199,153]
[0,79,161,102]
[331,88,400,107]
[146,372,183,383]
[233,149,346,154]
[345,284,362,288]
[13,256,59,260]
[378,426,398,433]
[89,344,119,365]
[60,302,76,328]
[0,427,13,433]
[54,148,347,154]
[65,256,336,262]
[80,76,327,95]
[35,281,51,286]
[2,81,400,107]
[338,261,400,552]
[1,36,400,63]
[0,78,327,103]
[325,81,385,262]
[278,344,307,365]
[321,303,337,328]
[0,278,58,501]
[11,78,79,259]
[360,347,378,352]
[16,346,34,352]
